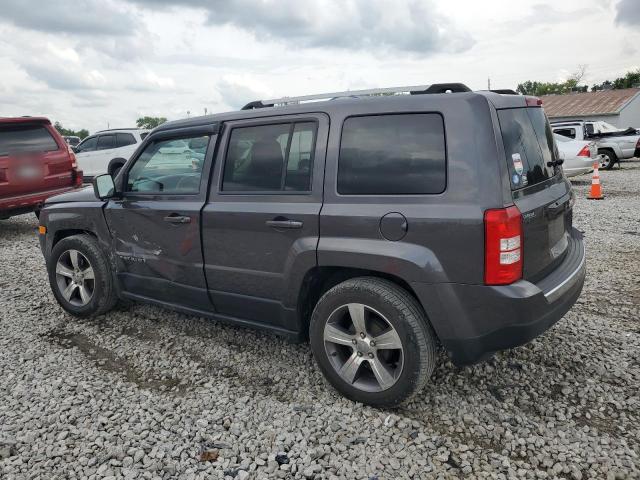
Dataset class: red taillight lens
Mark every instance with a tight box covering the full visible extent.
[73,169,83,187]
[525,96,543,107]
[577,145,591,157]
[484,206,523,285]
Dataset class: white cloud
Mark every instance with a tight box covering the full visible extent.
[0,0,638,133]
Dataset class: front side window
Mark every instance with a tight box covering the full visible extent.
[77,136,97,152]
[338,114,446,195]
[222,122,317,192]
[0,125,59,156]
[126,135,210,194]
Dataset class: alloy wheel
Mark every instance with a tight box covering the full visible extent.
[55,249,95,307]
[323,303,404,392]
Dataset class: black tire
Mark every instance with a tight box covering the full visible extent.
[309,277,437,407]
[599,150,617,170]
[48,234,118,318]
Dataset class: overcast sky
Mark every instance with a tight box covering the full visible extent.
[0,0,638,133]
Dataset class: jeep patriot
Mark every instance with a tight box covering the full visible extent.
[38,84,586,406]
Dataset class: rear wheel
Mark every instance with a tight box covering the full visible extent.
[48,234,118,317]
[599,150,617,170]
[310,277,437,407]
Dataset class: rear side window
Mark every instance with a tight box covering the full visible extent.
[116,133,136,147]
[96,135,115,151]
[338,114,446,195]
[222,122,317,192]
[553,128,576,139]
[498,108,558,190]
[0,125,59,156]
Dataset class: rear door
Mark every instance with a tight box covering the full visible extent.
[0,122,72,201]
[498,106,573,281]
[202,114,328,331]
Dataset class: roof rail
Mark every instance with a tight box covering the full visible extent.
[95,127,145,133]
[549,119,586,124]
[490,89,519,95]
[241,83,472,110]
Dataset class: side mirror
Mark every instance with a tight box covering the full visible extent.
[92,174,117,200]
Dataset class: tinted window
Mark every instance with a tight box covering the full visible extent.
[338,114,446,195]
[498,107,558,190]
[96,135,115,151]
[77,136,97,152]
[0,125,59,156]
[222,122,316,192]
[116,133,136,147]
[553,128,576,139]
[126,135,210,194]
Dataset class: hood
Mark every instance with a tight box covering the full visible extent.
[45,186,101,205]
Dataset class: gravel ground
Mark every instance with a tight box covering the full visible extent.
[1,161,639,480]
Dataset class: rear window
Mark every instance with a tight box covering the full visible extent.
[0,125,59,156]
[338,114,446,195]
[498,107,558,190]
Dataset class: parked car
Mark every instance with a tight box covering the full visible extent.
[64,136,81,147]
[37,84,585,406]
[553,133,596,178]
[0,117,83,220]
[74,128,149,180]
[551,119,640,169]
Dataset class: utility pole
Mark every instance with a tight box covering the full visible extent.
[487,77,491,90]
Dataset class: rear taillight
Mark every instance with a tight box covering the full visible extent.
[525,96,543,107]
[68,149,78,168]
[484,206,523,285]
[577,145,591,157]
[636,137,640,149]
[72,168,83,187]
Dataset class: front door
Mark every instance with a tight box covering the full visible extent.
[103,126,217,310]
[202,114,328,332]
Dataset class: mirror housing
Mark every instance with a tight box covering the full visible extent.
[92,174,117,200]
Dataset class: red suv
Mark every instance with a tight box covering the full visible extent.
[0,117,83,219]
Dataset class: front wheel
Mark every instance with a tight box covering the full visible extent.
[47,234,118,317]
[310,277,437,407]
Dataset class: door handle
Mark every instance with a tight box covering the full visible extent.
[164,214,191,224]
[265,218,303,229]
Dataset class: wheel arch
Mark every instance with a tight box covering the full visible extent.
[296,266,426,339]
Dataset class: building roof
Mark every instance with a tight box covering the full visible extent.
[541,88,640,118]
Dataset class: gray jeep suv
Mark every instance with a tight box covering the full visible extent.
[38,84,586,407]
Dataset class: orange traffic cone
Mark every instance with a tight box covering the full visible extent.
[587,160,604,200]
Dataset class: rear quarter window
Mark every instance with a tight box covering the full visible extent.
[338,113,446,195]
[0,125,59,156]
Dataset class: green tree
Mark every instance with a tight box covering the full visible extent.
[53,122,89,139]
[136,116,167,129]
[516,65,588,96]
[592,69,640,91]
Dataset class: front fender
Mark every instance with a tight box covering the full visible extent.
[40,202,111,262]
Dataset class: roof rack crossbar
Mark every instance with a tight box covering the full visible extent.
[241,83,471,110]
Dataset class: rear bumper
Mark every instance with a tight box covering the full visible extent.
[412,228,586,365]
[0,186,80,217]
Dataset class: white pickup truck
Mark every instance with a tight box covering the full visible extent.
[551,120,640,169]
